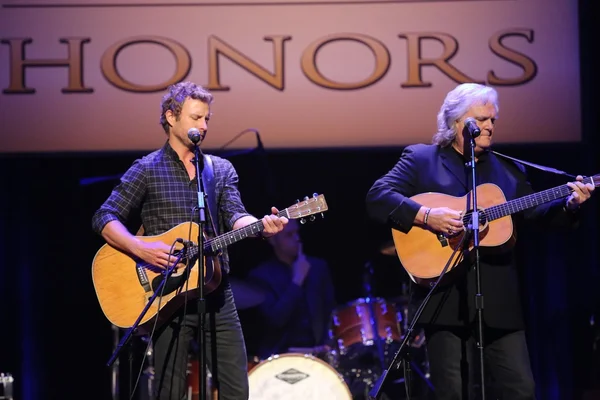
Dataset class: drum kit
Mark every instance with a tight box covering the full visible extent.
[228,241,433,400]
[138,241,433,400]
[323,244,432,399]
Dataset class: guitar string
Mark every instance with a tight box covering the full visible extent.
[131,238,183,400]
[202,204,318,251]
[460,182,577,225]
[119,200,326,396]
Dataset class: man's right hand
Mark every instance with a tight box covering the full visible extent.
[133,239,184,270]
[423,206,464,236]
[292,243,311,286]
[102,221,186,271]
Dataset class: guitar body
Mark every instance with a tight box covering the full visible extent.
[392,183,515,283]
[91,194,330,332]
[91,222,221,334]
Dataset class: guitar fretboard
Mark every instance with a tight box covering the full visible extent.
[181,194,327,259]
[187,208,292,258]
[483,175,595,221]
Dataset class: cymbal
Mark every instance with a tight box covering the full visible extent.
[229,277,266,310]
[379,240,396,256]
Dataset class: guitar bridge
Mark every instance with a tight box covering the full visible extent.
[136,264,152,293]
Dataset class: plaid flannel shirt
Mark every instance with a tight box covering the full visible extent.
[92,141,252,273]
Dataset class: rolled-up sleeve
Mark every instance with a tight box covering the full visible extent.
[218,160,251,230]
[91,160,147,235]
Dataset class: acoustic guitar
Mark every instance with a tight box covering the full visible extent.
[92,194,328,334]
[391,176,598,285]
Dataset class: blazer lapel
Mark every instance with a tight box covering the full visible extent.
[440,146,468,190]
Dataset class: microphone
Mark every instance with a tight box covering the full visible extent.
[463,117,481,138]
[187,128,205,172]
[188,128,203,144]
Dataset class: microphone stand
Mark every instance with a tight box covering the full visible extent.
[107,249,187,367]
[368,226,469,399]
[191,137,208,400]
[466,129,486,400]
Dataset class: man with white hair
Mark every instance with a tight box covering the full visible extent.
[366,83,595,399]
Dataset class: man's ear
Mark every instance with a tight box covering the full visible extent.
[165,110,175,128]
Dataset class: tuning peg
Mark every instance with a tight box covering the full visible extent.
[313,192,319,197]
[304,196,309,201]
[320,212,325,218]
[300,218,307,224]
[309,215,316,222]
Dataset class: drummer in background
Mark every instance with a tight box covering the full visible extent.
[247,218,337,360]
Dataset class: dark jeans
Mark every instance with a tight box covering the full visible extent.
[152,280,249,400]
[424,326,535,400]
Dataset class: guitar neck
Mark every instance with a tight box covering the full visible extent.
[485,176,595,221]
[189,208,292,257]
[183,193,328,258]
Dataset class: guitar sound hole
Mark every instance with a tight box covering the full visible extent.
[152,272,187,296]
[462,210,488,227]
[150,252,194,296]
[479,212,488,225]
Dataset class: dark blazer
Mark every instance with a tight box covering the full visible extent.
[247,255,336,358]
[366,144,576,330]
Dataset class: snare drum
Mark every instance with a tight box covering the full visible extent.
[329,297,402,355]
[248,353,352,399]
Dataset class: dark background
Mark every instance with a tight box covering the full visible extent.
[1,1,599,399]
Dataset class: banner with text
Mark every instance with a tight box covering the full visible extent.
[0,0,581,153]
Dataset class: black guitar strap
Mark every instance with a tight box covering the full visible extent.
[492,150,577,179]
[202,154,220,236]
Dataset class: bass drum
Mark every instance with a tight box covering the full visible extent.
[248,353,352,399]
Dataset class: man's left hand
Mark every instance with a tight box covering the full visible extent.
[261,206,289,237]
[565,175,595,210]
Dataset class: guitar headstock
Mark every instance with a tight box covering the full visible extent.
[284,193,328,223]
[589,174,600,187]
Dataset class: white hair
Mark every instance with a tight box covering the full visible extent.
[432,83,499,147]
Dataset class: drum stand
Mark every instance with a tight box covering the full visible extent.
[368,232,470,400]
[363,261,387,371]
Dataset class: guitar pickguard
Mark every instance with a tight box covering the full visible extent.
[149,252,196,297]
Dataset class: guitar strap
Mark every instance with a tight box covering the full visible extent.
[492,150,577,179]
[202,154,220,236]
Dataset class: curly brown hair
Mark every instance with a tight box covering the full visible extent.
[159,81,214,134]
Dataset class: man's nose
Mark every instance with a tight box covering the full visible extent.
[482,119,494,131]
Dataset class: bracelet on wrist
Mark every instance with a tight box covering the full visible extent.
[424,208,431,225]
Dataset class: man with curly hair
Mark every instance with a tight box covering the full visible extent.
[92,81,288,400]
